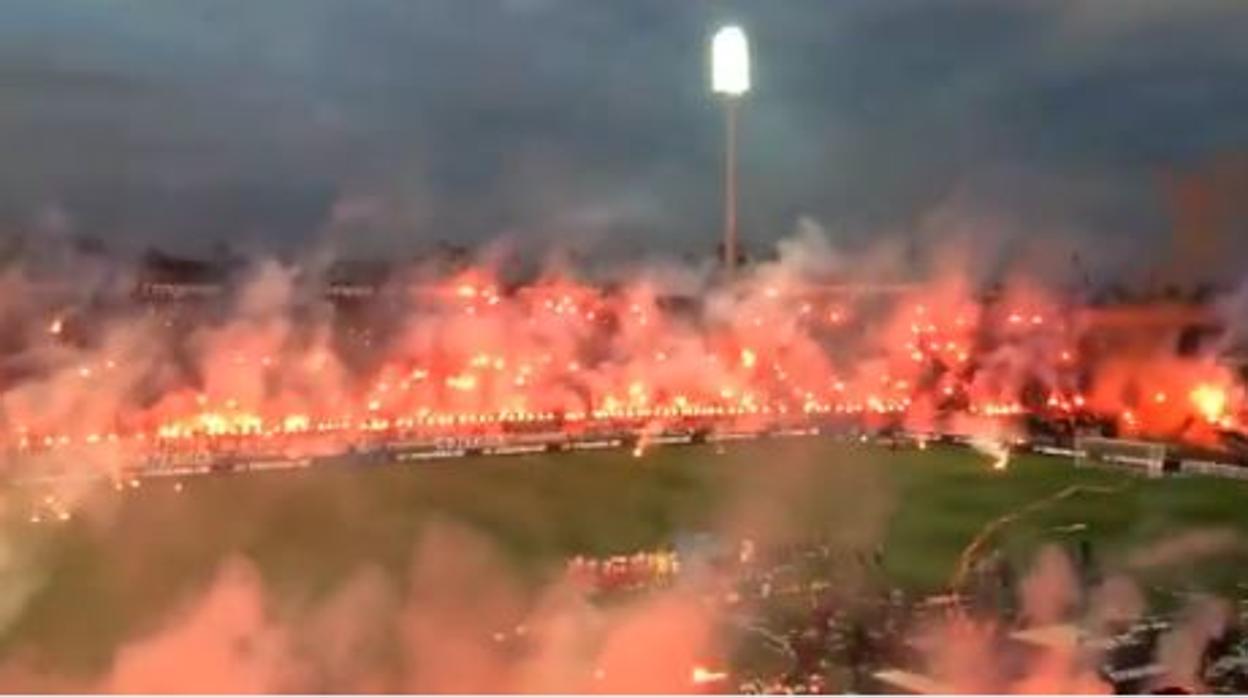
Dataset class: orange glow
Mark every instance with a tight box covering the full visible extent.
[691,666,728,685]
[1191,383,1228,423]
[739,348,756,369]
[4,262,1246,470]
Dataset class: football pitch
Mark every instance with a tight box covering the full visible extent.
[3,438,1248,680]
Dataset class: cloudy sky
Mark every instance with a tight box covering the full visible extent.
[1,0,1246,263]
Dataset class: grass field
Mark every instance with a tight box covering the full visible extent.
[3,438,1248,681]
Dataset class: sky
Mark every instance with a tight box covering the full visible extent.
[1,0,1247,266]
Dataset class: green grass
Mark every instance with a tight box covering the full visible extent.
[3,439,1248,678]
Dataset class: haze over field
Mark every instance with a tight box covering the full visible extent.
[0,0,1247,693]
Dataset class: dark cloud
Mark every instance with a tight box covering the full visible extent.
[0,0,1245,262]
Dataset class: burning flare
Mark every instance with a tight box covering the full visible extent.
[3,234,1245,482]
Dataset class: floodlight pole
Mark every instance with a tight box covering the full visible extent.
[710,24,749,277]
[723,95,740,276]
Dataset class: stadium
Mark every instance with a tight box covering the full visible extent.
[4,243,1248,693]
[2,2,1248,695]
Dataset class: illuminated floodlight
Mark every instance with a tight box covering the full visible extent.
[711,25,750,96]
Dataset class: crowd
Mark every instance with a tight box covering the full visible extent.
[557,537,1248,694]
[564,549,682,593]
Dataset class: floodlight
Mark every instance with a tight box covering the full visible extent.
[711,25,750,97]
